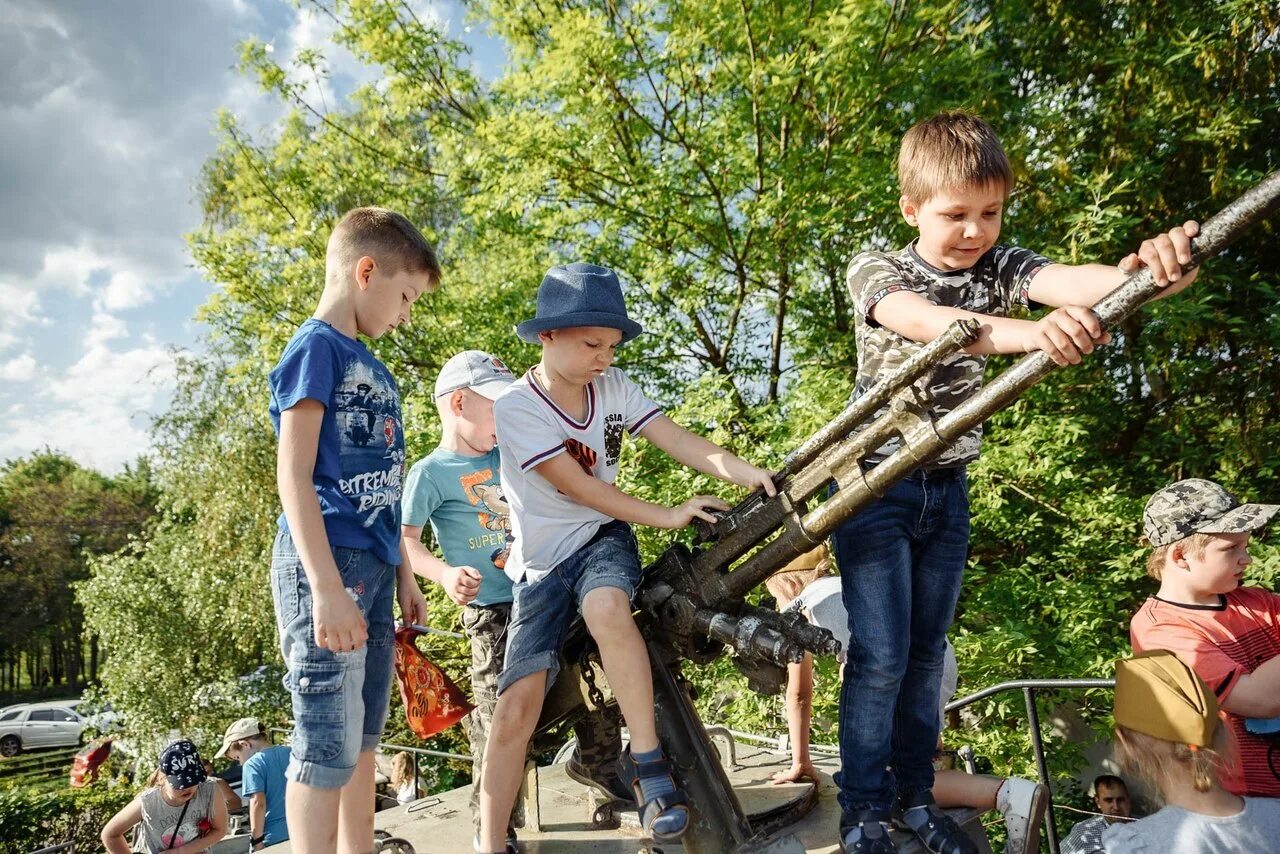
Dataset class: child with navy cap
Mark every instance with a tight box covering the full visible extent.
[476,263,776,851]
[101,739,227,853]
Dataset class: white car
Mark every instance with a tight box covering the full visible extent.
[0,701,87,756]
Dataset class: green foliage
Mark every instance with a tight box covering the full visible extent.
[0,782,134,853]
[76,0,1280,806]
[0,451,154,696]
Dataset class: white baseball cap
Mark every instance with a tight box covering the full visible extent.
[434,350,515,401]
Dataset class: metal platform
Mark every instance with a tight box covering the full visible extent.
[320,740,993,854]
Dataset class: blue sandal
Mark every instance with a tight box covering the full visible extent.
[616,746,690,842]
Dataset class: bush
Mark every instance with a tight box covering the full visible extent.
[0,782,135,853]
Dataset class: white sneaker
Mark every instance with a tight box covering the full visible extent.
[996,776,1049,854]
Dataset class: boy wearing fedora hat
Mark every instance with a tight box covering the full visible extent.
[401,350,630,853]
[1130,478,1280,798]
[476,263,776,851]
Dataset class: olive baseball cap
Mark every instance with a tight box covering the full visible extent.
[1142,478,1277,547]
[1114,650,1218,748]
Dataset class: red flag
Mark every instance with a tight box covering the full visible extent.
[393,626,474,738]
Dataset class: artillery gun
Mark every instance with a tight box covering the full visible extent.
[530,171,1280,852]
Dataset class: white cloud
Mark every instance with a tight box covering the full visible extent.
[85,311,128,349]
[0,282,40,353]
[0,338,175,472]
[0,353,37,382]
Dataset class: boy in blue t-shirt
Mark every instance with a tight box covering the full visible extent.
[215,718,290,850]
[267,206,439,854]
[402,350,631,852]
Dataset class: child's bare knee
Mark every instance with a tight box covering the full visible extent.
[582,587,632,632]
[493,675,544,735]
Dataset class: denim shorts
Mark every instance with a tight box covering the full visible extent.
[269,529,396,789]
[497,520,642,696]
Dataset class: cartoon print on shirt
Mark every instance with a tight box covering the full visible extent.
[335,360,404,528]
[472,481,513,571]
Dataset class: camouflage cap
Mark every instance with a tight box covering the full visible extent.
[1142,478,1279,547]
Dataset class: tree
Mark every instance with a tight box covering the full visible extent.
[88,0,1279,799]
[0,452,154,693]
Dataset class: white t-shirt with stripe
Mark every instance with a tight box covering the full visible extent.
[494,367,661,584]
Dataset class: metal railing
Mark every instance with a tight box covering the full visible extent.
[943,678,1116,854]
[265,677,1118,852]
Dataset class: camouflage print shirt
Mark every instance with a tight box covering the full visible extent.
[848,240,1053,468]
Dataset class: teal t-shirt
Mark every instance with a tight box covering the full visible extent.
[401,447,514,606]
[241,745,290,845]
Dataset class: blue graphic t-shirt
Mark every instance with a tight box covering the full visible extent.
[402,447,514,606]
[241,745,290,845]
[269,319,405,565]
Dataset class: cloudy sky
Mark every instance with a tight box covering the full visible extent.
[0,0,502,473]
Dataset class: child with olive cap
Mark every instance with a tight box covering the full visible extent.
[1106,650,1280,852]
[1130,478,1280,797]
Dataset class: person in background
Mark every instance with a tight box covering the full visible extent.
[766,548,1049,854]
[216,717,291,850]
[1101,650,1280,853]
[389,751,421,805]
[1058,774,1131,854]
[101,739,227,853]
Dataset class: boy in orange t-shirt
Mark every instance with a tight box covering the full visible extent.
[1130,478,1280,796]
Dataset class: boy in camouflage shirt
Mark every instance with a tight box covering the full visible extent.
[833,111,1201,854]
[401,351,629,853]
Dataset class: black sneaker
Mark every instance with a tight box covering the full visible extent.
[898,801,978,854]
[841,810,898,854]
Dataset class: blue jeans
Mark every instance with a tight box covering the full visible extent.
[269,530,396,789]
[498,520,642,696]
[830,467,970,821]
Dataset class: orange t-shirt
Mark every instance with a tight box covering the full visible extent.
[1130,587,1280,797]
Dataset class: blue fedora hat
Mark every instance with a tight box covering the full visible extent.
[515,263,644,344]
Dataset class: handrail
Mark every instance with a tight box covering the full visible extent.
[944,678,1116,713]
[944,677,1117,854]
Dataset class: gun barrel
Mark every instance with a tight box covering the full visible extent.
[688,319,981,581]
[777,318,982,480]
[691,608,807,664]
[705,170,1280,608]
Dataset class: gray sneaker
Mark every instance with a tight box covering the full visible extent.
[842,811,899,854]
[565,756,634,804]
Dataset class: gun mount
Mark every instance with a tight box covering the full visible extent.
[532,171,1280,852]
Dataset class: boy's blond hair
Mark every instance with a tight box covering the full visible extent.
[898,111,1014,204]
[1145,532,1215,581]
[326,206,442,288]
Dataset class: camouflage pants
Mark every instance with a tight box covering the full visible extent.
[460,602,623,833]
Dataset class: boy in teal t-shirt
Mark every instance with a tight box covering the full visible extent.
[401,350,628,852]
